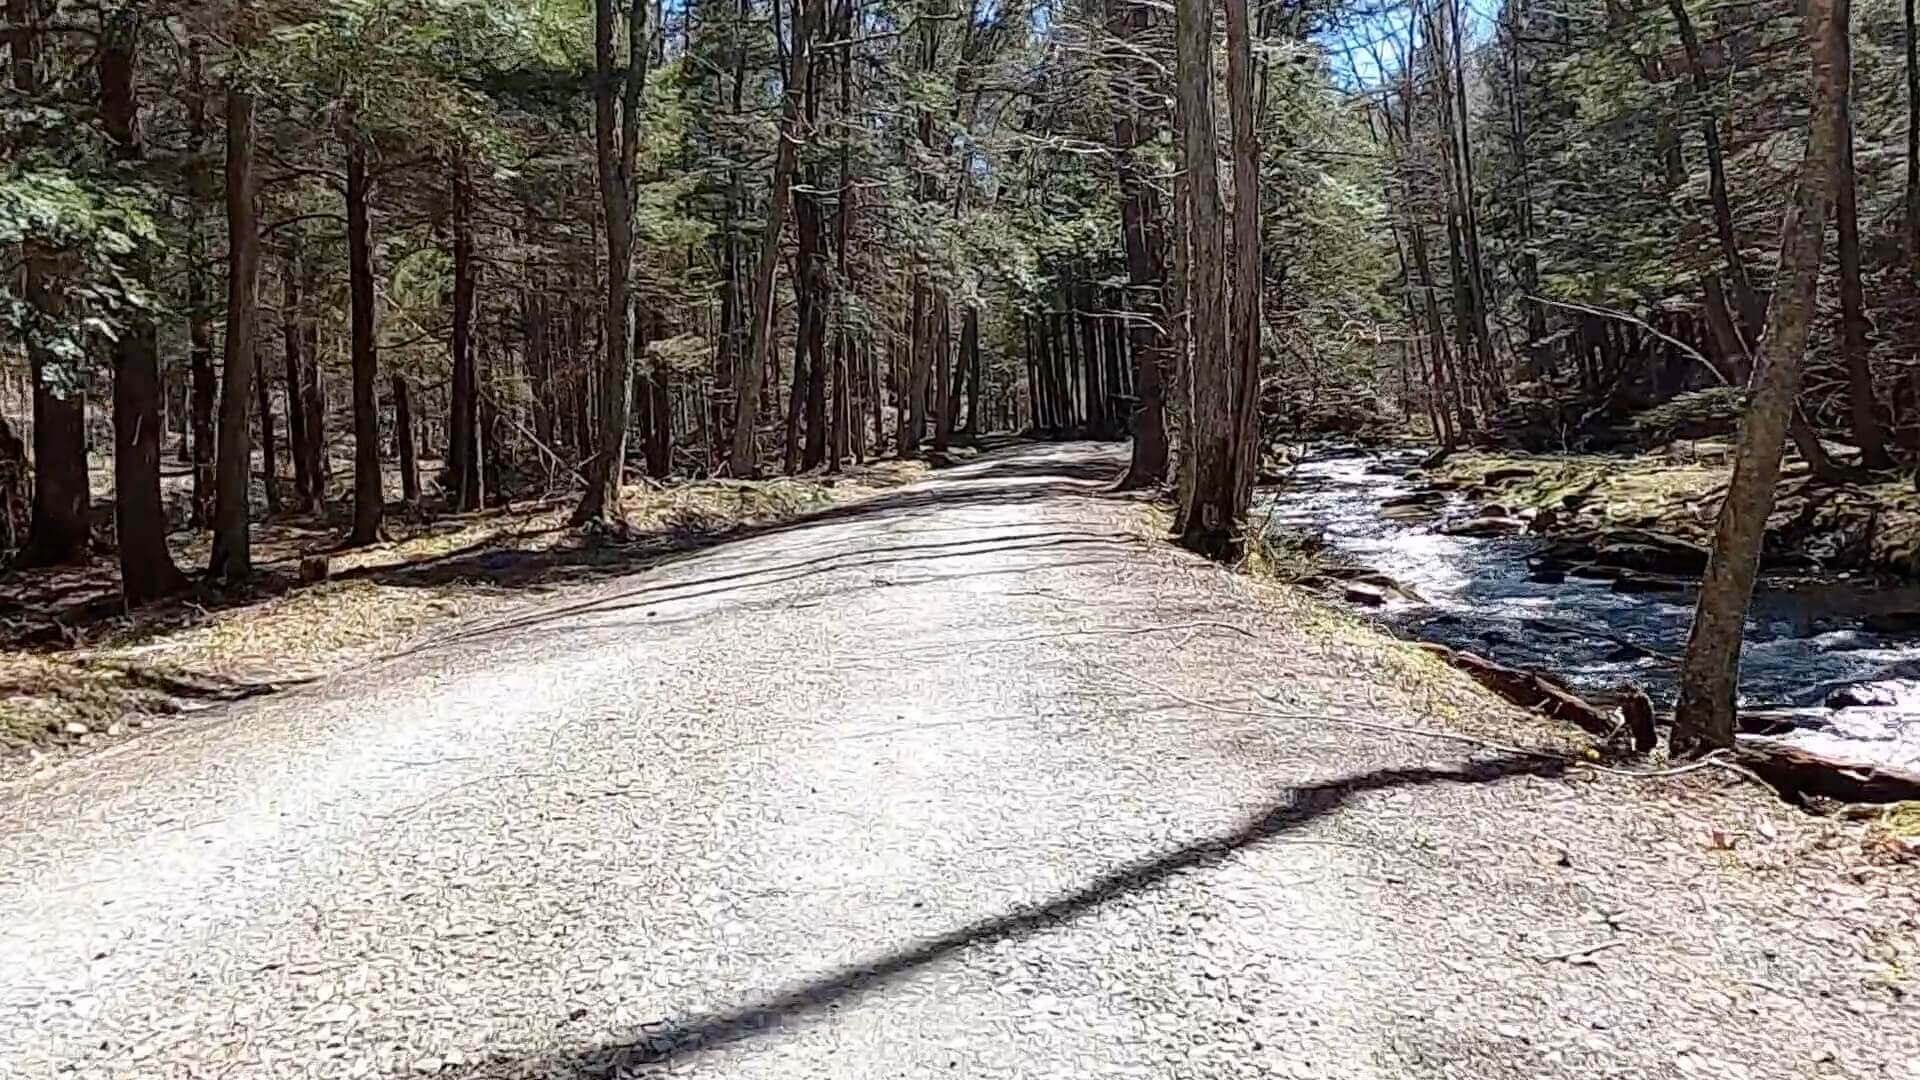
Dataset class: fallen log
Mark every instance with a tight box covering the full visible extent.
[1418,644,1657,751]
[1731,738,1920,804]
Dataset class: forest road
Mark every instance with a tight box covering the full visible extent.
[2,440,1915,1079]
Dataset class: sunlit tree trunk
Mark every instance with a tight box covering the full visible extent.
[1224,0,1262,514]
[1173,0,1233,557]
[1675,0,1843,754]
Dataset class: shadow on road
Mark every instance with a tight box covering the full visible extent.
[437,753,1564,1079]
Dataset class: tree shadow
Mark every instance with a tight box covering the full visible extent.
[436,753,1564,1079]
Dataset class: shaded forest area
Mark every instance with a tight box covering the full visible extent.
[3,0,1917,758]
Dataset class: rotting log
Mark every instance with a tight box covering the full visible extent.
[1418,643,1656,752]
[1732,738,1920,804]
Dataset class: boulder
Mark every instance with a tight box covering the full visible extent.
[1444,516,1529,538]
[1344,583,1388,607]
[1528,563,1567,585]
[1482,466,1539,484]
[299,555,334,584]
[1351,572,1425,604]
[1609,572,1688,595]
[1592,529,1710,576]
[1864,611,1920,635]
[1825,681,1904,710]
[1568,563,1622,581]
[1382,503,1441,522]
[1382,490,1446,509]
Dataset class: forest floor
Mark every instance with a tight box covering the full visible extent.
[0,454,928,772]
[1,439,1914,1079]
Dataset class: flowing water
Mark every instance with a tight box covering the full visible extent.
[1261,446,1920,771]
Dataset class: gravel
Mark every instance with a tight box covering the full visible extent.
[1,441,1914,1080]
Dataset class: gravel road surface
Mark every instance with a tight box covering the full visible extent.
[3,442,1915,1079]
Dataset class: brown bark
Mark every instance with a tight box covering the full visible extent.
[800,159,829,469]
[254,345,278,515]
[646,365,672,478]
[101,10,187,602]
[299,271,327,500]
[1224,0,1262,515]
[344,117,384,547]
[1733,739,1920,804]
[730,0,822,476]
[1675,0,1843,754]
[186,37,216,529]
[575,0,653,521]
[208,23,261,581]
[12,0,89,567]
[934,295,954,452]
[962,306,981,438]
[1173,0,1232,556]
[904,283,931,453]
[448,150,481,509]
[283,248,315,511]
[393,375,419,504]
[1112,0,1170,487]
[1907,0,1919,258]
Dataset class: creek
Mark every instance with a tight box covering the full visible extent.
[1261,446,1920,771]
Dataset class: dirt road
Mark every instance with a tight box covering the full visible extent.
[3,442,1914,1079]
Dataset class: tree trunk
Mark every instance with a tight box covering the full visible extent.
[101,10,187,603]
[963,305,981,438]
[1224,0,1262,515]
[1174,0,1232,557]
[730,0,822,476]
[393,375,419,504]
[299,274,327,506]
[1112,0,1170,487]
[254,345,278,515]
[11,1,89,567]
[1674,0,1843,754]
[1906,0,1919,258]
[1832,0,1890,470]
[208,38,260,581]
[283,247,314,511]
[344,118,384,548]
[448,150,481,509]
[575,0,648,523]
[1667,0,1765,339]
[934,295,955,452]
[647,364,672,478]
[185,38,216,529]
[799,165,829,470]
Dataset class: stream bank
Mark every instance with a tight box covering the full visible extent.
[1259,444,1920,774]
